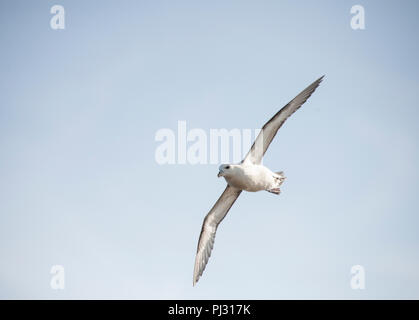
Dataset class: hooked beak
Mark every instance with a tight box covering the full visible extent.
[217,171,223,178]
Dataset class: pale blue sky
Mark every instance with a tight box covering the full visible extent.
[1,0,419,299]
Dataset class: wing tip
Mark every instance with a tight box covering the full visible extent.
[193,271,200,287]
[306,75,325,95]
[193,267,198,286]
[193,255,201,287]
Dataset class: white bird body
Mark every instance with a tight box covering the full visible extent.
[193,76,324,286]
[219,164,285,193]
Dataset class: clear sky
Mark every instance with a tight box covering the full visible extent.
[1,0,419,299]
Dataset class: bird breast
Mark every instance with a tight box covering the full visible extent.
[224,165,274,192]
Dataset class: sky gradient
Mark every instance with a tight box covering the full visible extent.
[1,0,419,299]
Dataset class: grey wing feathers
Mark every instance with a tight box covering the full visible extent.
[243,76,324,164]
[193,186,242,286]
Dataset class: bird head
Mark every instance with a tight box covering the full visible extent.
[217,164,232,178]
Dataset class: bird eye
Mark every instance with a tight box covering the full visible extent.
[225,166,230,169]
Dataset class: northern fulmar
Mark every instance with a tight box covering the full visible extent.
[193,76,324,286]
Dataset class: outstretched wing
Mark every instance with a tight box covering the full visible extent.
[243,76,324,165]
[193,186,242,286]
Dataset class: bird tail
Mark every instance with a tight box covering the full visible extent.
[267,171,286,195]
[275,171,286,186]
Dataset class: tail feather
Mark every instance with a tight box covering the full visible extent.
[274,171,286,186]
[267,171,286,195]
[267,188,281,195]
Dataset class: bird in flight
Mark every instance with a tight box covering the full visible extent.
[193,76,324,286]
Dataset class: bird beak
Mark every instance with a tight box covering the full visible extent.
[217,171,222,178]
